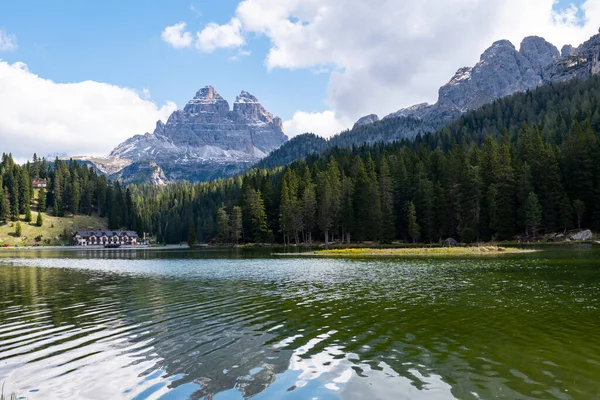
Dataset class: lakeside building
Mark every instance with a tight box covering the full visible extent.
[73,231,139,246]
[32,178,48,189]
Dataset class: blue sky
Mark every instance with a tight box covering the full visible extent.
[0,0,328,120]
[0,0,597,159]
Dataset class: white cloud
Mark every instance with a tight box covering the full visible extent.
[196,18,245,52]
[0,29,17,51]
[283,110,350,138]
[161,22,193,48]
[0,61,177,160]
[193,0,600,134]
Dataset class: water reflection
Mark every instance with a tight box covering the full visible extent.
[0,247,599,399]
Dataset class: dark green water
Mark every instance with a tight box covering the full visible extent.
[0,246,599,399]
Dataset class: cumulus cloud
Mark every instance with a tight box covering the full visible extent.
[196,18,245,52]
[161,22,193,48]
[283,110,350,138]
[0,29,17,51]
[0,61,177,160]
[188,0,600,135]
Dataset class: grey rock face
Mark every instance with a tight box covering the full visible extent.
[437,39,548,112]
[561,44,577,57]
[353,114,379,128]
[109,86,288,182]
[110,161,168,185]
[544,33,600,82]
[371,34,598,140]
[520,36,560,74]
[443,238,459,247]
[568,230,593,241]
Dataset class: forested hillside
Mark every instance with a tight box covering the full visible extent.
[126,76,600,245]
[0,154,140,234]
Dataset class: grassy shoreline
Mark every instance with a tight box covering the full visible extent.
[275,246,539,258]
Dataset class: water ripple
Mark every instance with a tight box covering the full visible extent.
[1,247,600,399]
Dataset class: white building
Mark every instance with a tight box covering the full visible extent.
[73,231,139,246]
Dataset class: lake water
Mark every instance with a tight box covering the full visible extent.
[0,246,599,399]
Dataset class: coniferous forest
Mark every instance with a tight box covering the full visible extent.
[3,75,600,245]
[128,76,600,245]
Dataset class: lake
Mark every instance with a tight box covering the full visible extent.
[0,246,599,399]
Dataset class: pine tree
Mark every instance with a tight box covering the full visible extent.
[379,158,395,243]
[524,192,542,239]
[25,204,32,223]
[316,160,341,245]
[188,217,197,247]
[231,206,243,245]
[248,189,273,243]
[15,222,22,237]
[340,172,354,244]
[279,170,299,245]
[573,199,586,230]
[216,205,230,243]
[407,202,420,243]
[36,212,43,227]
[301,174,317,244]
[558,193,573,233]
[10,184,19,221]
[38,188,47,212]
[0,188,9,223]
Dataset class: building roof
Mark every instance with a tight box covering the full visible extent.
[73,230,139,238]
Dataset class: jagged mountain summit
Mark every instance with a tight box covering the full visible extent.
[355,33,600,136]
[106,86,288,182]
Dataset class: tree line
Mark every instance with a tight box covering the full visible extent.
[125,119,600,245]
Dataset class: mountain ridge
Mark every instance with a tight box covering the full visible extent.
[71,31,600,183]
[257,32,600,169]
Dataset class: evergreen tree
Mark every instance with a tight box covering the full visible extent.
[340,172,354,244]
[36,212,43,227]
[379,158,396,243]
[216,205,231,243]
[248,189,273,243]
[558,194,573,233]
[10,184,19,221]
[301,173,317,244]
[0,188,9,223]
[231,206,243,245]
[407,202,420,243]
[25,204,32,223]
[38,188,47,211]
[15,222,21,237]
[188,217,197,247]
[573,200,586,230]
[524,192,542,239]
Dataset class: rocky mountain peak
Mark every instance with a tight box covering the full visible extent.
[193,86,223,101]
[353,114,380,128]
[109,85,288,182]
[561,44,577,57]
[480,40,517,62]
[154,120,165,135]
[447,67,473,86]
[519,36,560,72]
[233,91,275,125]
[184,85,230,115]
[235,90,259,104]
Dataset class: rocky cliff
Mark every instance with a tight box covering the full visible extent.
[356,33,600,138]
[108,86,287,182]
